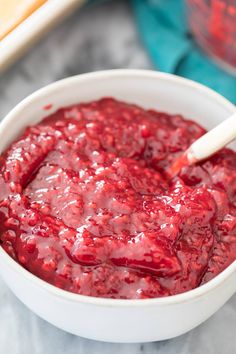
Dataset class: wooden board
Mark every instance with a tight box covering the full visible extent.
[0,0,85,72]
[0,0,47,40]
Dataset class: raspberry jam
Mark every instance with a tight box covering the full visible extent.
[0,98,235,299]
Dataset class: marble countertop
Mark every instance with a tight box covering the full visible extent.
[0,1,235,353]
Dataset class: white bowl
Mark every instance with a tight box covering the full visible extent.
[0,70,235,343]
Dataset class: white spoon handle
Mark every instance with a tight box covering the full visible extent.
[188,112,236,163]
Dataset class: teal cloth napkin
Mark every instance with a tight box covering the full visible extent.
[132,0,236,104]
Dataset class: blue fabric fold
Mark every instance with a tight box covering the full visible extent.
[132,0,236,104]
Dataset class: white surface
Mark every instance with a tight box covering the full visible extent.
[189,112,236,162]
[0,0,84,72]
[0,70,235,343]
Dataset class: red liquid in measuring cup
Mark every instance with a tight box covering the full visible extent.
[187,0,236,72]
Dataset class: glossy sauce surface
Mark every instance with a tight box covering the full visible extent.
[0,98,235,299]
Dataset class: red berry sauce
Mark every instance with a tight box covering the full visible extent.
[0,98,235,299]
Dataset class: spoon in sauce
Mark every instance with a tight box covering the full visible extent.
[169,112,236,177]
